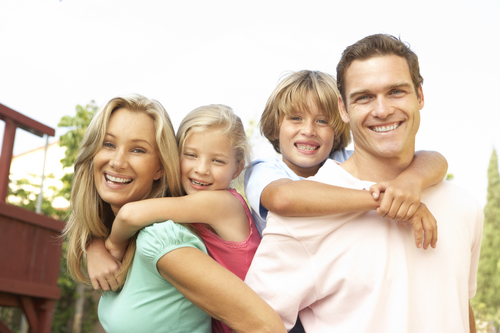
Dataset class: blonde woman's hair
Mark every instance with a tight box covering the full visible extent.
[260,70,351,154]
[176,104,250,180]
[63,94,183,287]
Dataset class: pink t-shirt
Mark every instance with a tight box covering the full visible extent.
[193,188,261,333]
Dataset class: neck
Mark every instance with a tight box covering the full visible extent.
[341,148,415,182]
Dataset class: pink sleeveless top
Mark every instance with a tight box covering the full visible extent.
[192,188,261,333]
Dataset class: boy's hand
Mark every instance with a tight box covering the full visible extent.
[370,178,420,220]
[400,202,438,250]
[105,237,127,262]
[86,239,122,291]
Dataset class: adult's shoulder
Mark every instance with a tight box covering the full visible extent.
[136,221,207,270]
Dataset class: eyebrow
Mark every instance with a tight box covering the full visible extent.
[105,133,155,149]
[348,82,414,101]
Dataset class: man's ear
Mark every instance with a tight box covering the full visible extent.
[338,95,350,124]
[417,86,425,110]
[232,160,245,180]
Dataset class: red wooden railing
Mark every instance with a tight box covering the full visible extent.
[0,103,64,333]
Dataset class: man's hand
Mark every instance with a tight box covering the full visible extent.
[86,239,122,291]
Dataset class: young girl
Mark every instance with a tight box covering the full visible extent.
[101,104,261,333]
[66,96,285,333]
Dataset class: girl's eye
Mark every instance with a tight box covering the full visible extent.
[214,159,225,164]
[185,153,196,158]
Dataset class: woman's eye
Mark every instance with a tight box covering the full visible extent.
[103,142,114,148]
[132,148,146,154]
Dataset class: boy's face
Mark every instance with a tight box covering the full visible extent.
[278,98,334,178]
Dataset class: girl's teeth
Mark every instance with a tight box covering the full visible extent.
[106,174,132,183]
[191,179,209,186]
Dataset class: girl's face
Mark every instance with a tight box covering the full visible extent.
[93,108,163,215]
[180,130,243,195]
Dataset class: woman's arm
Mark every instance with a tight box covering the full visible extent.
[106,191,248,260]
[157,246,286,333]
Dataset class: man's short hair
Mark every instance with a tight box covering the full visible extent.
[336,34,423,102]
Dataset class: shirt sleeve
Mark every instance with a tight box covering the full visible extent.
[244,159,297,221]
[136,221,207,273]
[245,215,316,330]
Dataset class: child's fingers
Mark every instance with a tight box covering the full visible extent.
[411,218,423,249]
[370,183,383,200]
[421,214,438,250]
[91,277,102,291]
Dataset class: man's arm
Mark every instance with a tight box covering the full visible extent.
[469,301,476,333]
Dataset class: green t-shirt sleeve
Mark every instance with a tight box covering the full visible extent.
[136,221,207,274]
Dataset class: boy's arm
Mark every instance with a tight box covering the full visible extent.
[371,150,448,220]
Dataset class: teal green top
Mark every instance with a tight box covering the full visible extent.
[98,221,211,333]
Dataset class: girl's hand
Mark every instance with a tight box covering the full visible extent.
[105,237,127,262]
[370,178,420,221]
[86,239,122,291]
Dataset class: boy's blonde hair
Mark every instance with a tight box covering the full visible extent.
[64,94,183,287]
[176,104,251,178]
[260,70,351,154]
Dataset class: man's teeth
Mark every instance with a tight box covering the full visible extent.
[372,123,400,133]
[191,179,210,186]
[296,144,318,151]
[106,174,132,184]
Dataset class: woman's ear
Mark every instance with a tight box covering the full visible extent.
[154,168,163,181]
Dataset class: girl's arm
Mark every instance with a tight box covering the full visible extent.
[157,246,286,333]
[106,191,248,261]
[86,239,122,291]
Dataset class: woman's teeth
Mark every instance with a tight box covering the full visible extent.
[106,174,132,184]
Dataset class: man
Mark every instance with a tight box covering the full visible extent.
[245,34,483,332]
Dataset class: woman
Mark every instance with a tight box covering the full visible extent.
[63,94,285,333]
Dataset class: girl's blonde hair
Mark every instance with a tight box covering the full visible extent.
[260,70,351,154]
[63,94,183,287]
[176,104,250,181]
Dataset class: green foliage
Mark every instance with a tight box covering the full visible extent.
[445,173,454,181]
[472,148,500,330]
[57,101,98,201]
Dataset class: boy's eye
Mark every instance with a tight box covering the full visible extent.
[290,116,301,121]
[317,119,328,124]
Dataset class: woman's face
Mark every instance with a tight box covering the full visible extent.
[93,108,162,215]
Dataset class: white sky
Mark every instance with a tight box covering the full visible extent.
[1,0,499,206]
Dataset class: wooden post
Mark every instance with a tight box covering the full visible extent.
[0,118,16,202]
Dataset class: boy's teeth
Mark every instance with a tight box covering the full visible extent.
[296,144,317,151]
[191,179,210,186]
[106,174,132,184]
[372,123,400,133]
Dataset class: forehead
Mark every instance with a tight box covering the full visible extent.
[344,55,414,98]
[107,108,157,141]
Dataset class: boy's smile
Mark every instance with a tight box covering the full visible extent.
[278,98,335,178]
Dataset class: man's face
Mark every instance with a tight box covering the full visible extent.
[339,54,424,161]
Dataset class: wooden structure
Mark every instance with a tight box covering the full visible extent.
[0,103,64,333]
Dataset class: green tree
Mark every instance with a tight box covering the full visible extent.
[473,148,500,331]
[57,101,98,201]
